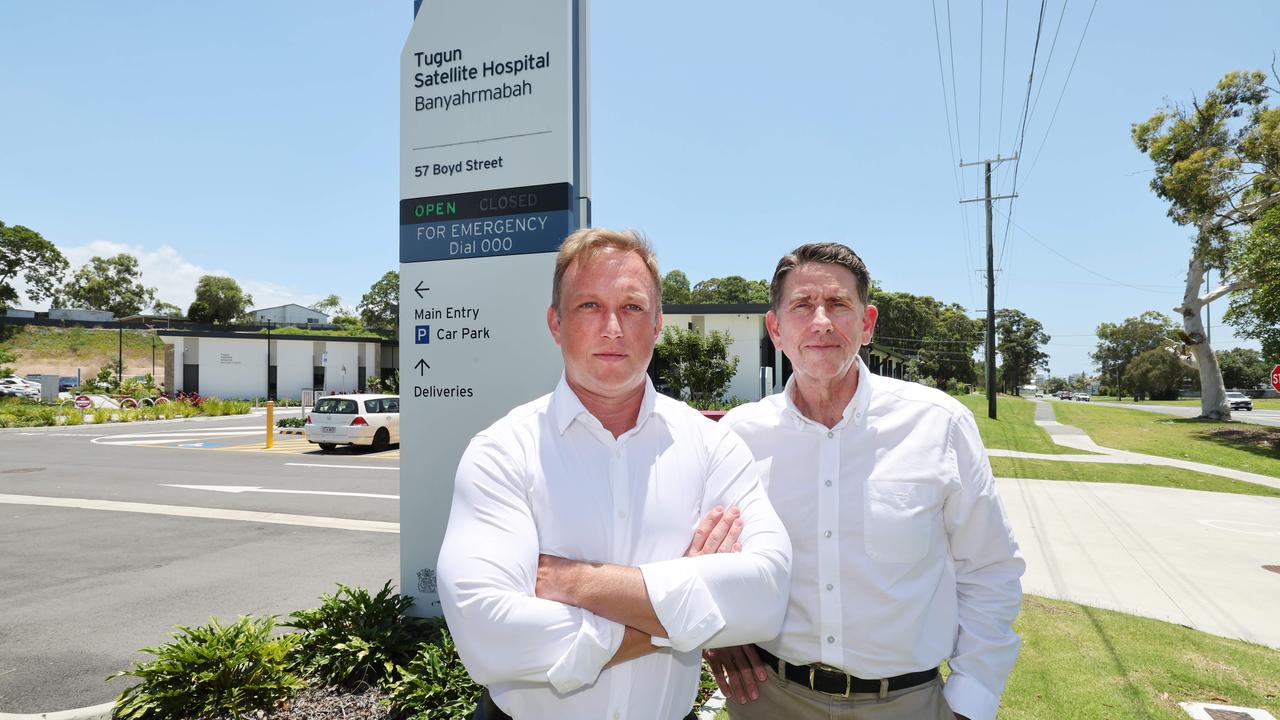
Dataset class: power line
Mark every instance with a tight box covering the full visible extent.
[931,0,981,310]
[1026,0,1072,128]
[1023,0,1101,183]
[996,0,1010,155]
[993,206,1178,294]
[946,0,963,161]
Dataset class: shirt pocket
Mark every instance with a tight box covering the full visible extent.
[864,482,938,564]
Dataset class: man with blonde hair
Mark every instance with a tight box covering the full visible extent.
[438,228,792,720]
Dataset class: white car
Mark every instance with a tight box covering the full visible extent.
[305,394,400,452]
[0,377,40,399]
[1074,392,1091,402]
[1225,391,1253,411]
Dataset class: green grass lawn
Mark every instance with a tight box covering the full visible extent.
[711,595,1280,719]
[989,457,1280,498]
[2,325,156,359]
[1053,402,1280,479]
[999,595,1280,719]
[957,394,1083,455]
[1092,396,1280,410]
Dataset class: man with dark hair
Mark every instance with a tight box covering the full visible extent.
[707,242,1024,720]
[438,228,792,720]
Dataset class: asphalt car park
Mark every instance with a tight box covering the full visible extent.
[0,414,401,712]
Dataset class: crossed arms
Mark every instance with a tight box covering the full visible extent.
[437,433,791,693]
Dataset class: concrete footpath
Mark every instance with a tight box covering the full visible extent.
[998,477,1280,649]
[991,398,1280,648]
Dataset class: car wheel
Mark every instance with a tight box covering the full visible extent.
[371,428,390,452]
[318,443,337,452]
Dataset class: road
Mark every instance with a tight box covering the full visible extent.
[1046,396,1280,428]
[0,413,401,713]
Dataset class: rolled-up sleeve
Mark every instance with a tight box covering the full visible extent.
[942,412,1025,720]
[438,436,624,692]
[639,430,791,651]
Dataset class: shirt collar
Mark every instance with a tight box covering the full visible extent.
[551,373,660,436]
[782,355,874,431]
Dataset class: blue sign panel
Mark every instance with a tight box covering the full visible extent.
[415,325,431,344]
[400,209,574,263]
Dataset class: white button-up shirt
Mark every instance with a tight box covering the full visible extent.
[722,358,1024,720]
[438,376,792,720]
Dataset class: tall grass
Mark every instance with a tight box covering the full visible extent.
[200,399,253,417]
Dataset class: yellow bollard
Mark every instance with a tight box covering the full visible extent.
[266,400,274,449]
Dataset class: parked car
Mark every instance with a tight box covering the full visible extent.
[58,376,80,392]
[305,394,400,451]
[0,377,40,399]
[1074,392,1091,402]
[1225,391,1253,411]
[1034,391,1045,398]
[1058,390,1073,400]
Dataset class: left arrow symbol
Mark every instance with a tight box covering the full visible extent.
[415,358,430,375]
[415,281,429,298]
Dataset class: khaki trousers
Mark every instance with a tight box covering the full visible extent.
[726,670,953,720]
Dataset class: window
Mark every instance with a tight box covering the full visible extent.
[382,397,399,413]
[363,399,383,413]
[315,398,358,414]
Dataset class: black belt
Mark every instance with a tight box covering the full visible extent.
[753,646,938,698]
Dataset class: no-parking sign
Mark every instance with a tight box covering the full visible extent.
[74,395,91,409]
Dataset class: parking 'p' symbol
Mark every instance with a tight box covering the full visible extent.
[415,325,430,344]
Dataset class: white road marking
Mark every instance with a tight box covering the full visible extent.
[0,493,398,533]
[284,462,399,471]
[162,484,398,500]
[92,429,266,445]
[1198,519,1280,537]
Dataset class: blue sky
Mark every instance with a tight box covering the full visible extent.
[2,1,1274,376]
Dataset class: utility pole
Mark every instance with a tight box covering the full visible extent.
[960,154,1017,419]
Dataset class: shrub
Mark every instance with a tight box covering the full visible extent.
[276,417,305,428]
[62,409,84,426]
[92,407,114,424]
[385,625,480,720]
[200,398,253,417]
[107,615,303,720]
[286,581,431,690]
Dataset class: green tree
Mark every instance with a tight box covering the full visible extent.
[186,299,212,324]
[1216,347,1268,390]
[311,294,343,317]
[57,253,156,318]
[995,309,1051,393]
[661,270,692,304]
[690,276,769,304]
[1123,348,1190,401]
[1091,311,1178,400]
[1132,69,1280,418]
[1224,206,1280,358]
[152,300,183,317]
[867,287,981,387]
[0,221,68,310]
[654,326,740,404]
[358,271,399,331]
[190,275,253,324]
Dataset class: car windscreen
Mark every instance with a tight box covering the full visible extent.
[315,398,358,414]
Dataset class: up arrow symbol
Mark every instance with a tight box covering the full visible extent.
[415,358,430,375]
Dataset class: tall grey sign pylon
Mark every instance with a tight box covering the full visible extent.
[398,0,590,614]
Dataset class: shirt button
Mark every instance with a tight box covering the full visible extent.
[824,480,832,487]
[827,636,835,644]
[826,583,834,591]
[824,530,832,538]
[618,511,626,519]
[827,431,834,439]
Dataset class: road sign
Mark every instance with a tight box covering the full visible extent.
[1271,364,1280,393]
[74,395,92,409]
[399,0,588,615]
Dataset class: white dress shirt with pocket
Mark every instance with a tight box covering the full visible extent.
[438,376,792,720]
[721,358,1024,720]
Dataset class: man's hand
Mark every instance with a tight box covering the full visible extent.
[704,644,768,704]
[686,505,742,557]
